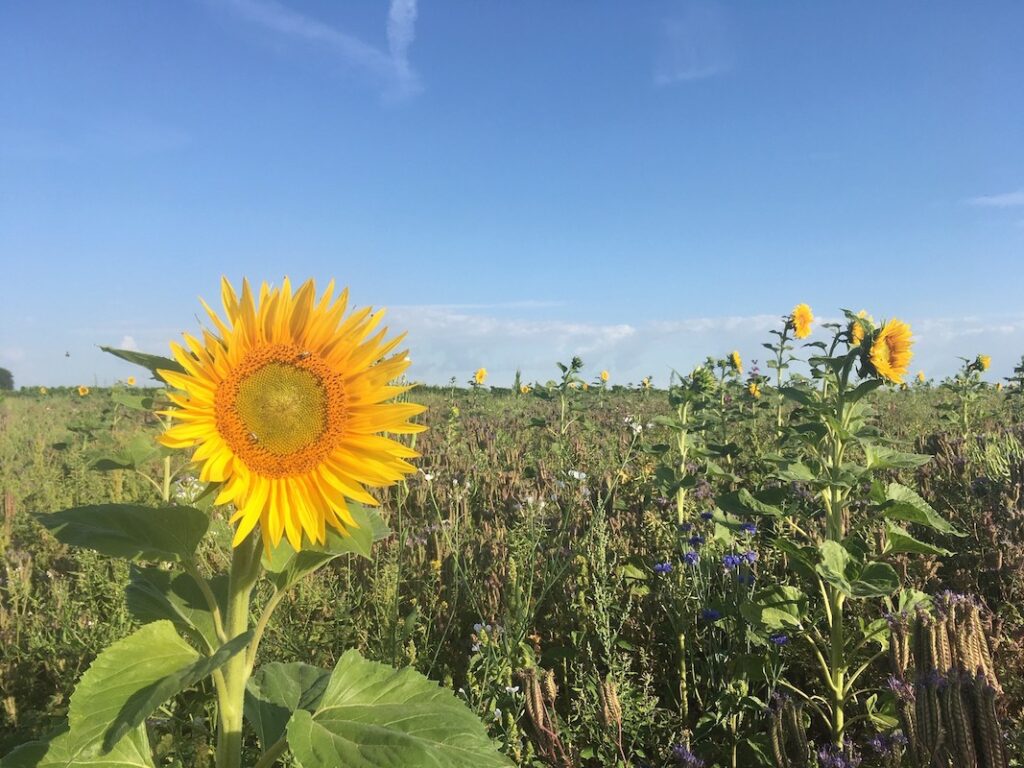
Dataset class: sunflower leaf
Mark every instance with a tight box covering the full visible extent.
[125,566,228,651]
[879,483,964,536]
[245,662,331,749]
[99,347,185,383]
[285,650,514,768]
[0,721,155,768]
[263,505,390,590]
[36,505,209,563]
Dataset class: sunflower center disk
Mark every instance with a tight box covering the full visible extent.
[234,362,328,456]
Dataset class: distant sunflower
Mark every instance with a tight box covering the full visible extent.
[127,376,136,386]
[790,304,814,339]
[520,385,531,394]
[39,386,48,395]
[977,354,991,372]
[474,367,488,386]
[641,376,651,389]
[600,370,609,383]
[730,351,743,374]
[868,319,914,384]
[159,277,426,551]
[78,385,90,397]
[916,371,926,384]
[748,381,761,399]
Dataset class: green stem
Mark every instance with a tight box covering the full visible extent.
[216,535,262,768]
[162,455,172,503]
[252,736,288,768]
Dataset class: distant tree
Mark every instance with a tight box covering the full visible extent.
[0,367,12,390]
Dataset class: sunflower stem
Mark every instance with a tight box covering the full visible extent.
[216,534,262,768]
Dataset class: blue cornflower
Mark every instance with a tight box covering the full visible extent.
[740,522,758,535]
[683,550,700,566]
[700,512,713,521]
[678,522,693,533]
[744,550,758,563]
[654,561,673,574]
[770,633,789,645]
[722,553,742,570]
[688,535,705,548]
[738,572,755,586]
[670,745,706,767]
[701,608,722,622]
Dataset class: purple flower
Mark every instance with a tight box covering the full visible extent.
[722,554,742,570]
[670,745,706,767]
[740,522,757,535]
[683,550,700,566]
[744,550,758,563]
[770,633,789,645]
[886,675,915,703]
[654,562,673,574]
[817,742,862,768]
[678,522,693,533]
[738,572,755,586]
[688,535,705,548]
[701,608,722,622]
[700,512,713,521]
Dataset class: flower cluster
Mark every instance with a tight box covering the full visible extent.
[670,744,706,767]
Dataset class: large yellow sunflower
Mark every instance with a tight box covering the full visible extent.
[159,277,426,551]
[474,367,487,385]
[868,319,913,383]
[790,303,814,339]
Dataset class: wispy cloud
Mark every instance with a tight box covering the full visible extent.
[222,0,420,99]
[965,188,1024,208]
[655,1,734,86]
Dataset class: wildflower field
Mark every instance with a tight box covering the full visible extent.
[1,290,1024,768]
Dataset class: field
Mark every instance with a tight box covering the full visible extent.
[2,345,1023,767]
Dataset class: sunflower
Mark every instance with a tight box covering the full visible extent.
[916,371,926,384]
[520,385,531,394]
[849,310,873,347]
[39,386,48,395]
[78,385,90,397]
[748,381,761,399]
[474,368,487,385]
[641,376,651,389]
[600,370,609,383]
[790,303,814,339]
[127,376,136,386]
[159,277,426,551]
[730,351,743,374]
[868,319,913,383]
[977,354,991,372]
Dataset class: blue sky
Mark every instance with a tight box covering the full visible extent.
[2,1,1023,387]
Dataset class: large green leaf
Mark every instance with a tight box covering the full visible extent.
[849,562,900,598]
[68,620,250,754]
[37,505,209,563]
[125,567,228,650]
[716,488,784,518]
[879,483,963,536]
[883,523,952,557]
[245,662,331,748]
[263,506,389,591]
[286,650,514,768]
[0,723,154,768]
[99,347,184,383]
[815,541,854,595]
[740,585,807,631]
[863,444,931,470]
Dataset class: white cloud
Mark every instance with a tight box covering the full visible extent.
[965,188,1024,208]
[119,335,139,352]
[222,0,420,99]
[655,1,734,86]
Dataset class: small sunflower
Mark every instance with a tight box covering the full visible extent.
[916,371,926,384]
[520,385,531,394]
[849,310,873,347]
[790,303,814,339]
[127,376,137,386]
[159,277,426,551]
[78,385,90,397]
[641,376,651,389]
[868,319,914,383]
[474,367,487,386]
[977,354,991,372]
[39,386,48,395]
[996,382,1003,392]
[600,370,609,383]
[748,381,761,399]
[730,351,743,374]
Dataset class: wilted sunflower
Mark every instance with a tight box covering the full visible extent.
[977,354,991,372]
[868,319,913,383]
[790,303,814,339]
[474,367,487,385]
[600,369,609,383]
[78,385,90,397]
[730,351,743,374]
[159,277,426,551]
